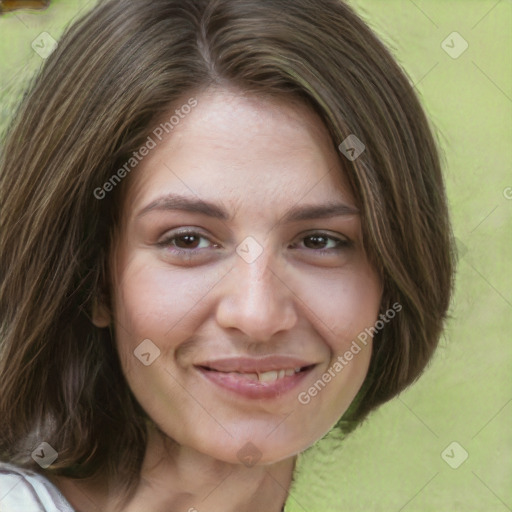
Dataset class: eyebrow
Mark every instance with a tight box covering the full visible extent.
[136,193,359,222]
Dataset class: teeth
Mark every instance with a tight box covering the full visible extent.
[258,370,279,382]
[256,369,300,382]
[240,372,259,381]
[218,368,303,382]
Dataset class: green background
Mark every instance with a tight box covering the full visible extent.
[1,1,510,511]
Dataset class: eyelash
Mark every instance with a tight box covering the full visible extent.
[157,229,351,259]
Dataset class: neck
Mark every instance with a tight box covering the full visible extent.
[55,422,296,512]
[120,423,295,512]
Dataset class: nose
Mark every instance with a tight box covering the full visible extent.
[215,247,298,342]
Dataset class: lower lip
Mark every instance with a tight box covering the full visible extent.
[196,366,314,399]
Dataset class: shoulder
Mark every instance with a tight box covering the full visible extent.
[0,461,75,512]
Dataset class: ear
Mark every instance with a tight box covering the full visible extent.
[92,295,111,328]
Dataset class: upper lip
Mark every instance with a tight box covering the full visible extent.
[195,356,317,373]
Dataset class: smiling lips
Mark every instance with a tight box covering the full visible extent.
[195,356,317,398]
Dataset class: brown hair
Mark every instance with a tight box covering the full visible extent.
[0,0,456,502]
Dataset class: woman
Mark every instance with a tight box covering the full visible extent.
[0,0,455,510]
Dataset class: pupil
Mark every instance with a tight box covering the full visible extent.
[305,235,326,249]
[177,235,198,248]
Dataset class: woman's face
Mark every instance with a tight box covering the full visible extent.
[100,87,383,465]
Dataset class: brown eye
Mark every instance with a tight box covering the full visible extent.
[0,1,50,14]
[174,234,202,249]
[300,233,348,252]
[157,229,217,256]
[303,234,330,250]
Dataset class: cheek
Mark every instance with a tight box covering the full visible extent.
[293,262,383,348]
[290,266,381,429]
[113,257,225,346]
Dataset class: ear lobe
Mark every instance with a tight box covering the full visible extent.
[92,296,111,327]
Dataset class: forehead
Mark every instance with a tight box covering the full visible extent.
[123,86,356,217]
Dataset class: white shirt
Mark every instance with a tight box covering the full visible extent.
[0,462,75,512]
[0,461,288,511]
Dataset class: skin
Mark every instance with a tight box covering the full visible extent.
[54,86,383,512]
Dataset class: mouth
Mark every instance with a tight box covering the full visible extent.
[194,356,317,399]
[198,365,313,382]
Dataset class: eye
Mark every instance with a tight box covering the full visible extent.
[157,229,219,258]
[292,232,351,254]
